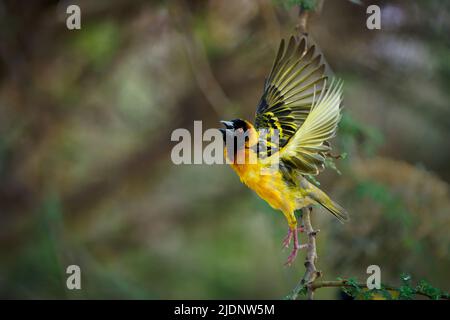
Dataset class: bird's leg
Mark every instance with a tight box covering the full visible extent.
[282,226,304,248]
[285,228,300,266]
[284,227,308,266]
[282,228,293,248]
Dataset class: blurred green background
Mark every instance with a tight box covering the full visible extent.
[0,0,449,299]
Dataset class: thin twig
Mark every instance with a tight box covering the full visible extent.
[295,0,324,37]
[289,0,449,301]
[311,280,450,300]
[295,7,309,37]
[290,3,324,300]
[291,207,321,300]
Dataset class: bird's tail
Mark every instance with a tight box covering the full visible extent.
[317,197,349,223]
[309,184,349,223]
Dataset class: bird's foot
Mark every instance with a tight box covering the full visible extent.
[282,229,293,248]
[284,246,298,266]
[284,243,308,266]
[282,226,305,249]
[284,228,308,266]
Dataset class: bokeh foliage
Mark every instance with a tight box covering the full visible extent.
[0,0,449,299]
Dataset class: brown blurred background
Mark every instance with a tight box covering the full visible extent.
[0,0,449,299]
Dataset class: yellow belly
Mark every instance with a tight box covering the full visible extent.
[232,163,296,213]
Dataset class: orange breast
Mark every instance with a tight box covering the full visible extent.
[231,160,296,214]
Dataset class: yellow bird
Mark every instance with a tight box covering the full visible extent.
[220,36,348,265]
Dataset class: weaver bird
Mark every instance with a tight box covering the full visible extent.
[220,36,348,265]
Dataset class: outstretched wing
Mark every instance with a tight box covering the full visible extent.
[278,79,343,175]
[255,36,327,152]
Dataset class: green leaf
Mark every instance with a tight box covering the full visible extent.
[379,288,393,300]
[415,280,442,300]
[361,290,373,300]
[324,158,342,175]
[306,174,321,186]
[400,273,412,286]
[342,277,362,298]
[398,285,414,300]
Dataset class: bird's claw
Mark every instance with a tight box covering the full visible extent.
[282,227,308,266]
[282,226,304,249]
[282,229,293,249]
[284,244,308,266]
[284,245,298,266]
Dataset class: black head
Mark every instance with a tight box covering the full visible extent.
[219,119,249,141]
[220,119,248,130]
[219,119,250,159]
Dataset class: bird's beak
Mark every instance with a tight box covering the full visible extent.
[220,120,234,129]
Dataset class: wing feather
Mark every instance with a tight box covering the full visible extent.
[255,36,327,153]
[277,79,344,175]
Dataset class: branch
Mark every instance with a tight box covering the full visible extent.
[295,7,309,36]
[291,207,321,300]
[290,1,325,301]
[291,275,450,300]
[311,279,450,300]
[294,0,324,37]
[287,0,450,301]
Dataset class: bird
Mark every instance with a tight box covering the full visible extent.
[219,36,348,265]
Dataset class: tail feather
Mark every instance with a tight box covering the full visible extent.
[316,197,349,223]
[307,183,349,223]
